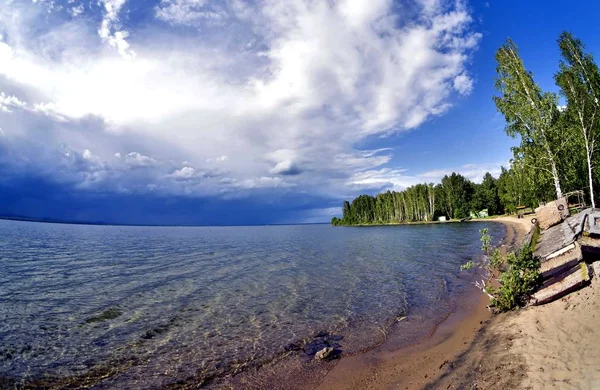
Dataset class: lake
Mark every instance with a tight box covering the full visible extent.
[0,220,505,388]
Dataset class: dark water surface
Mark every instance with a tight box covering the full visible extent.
[0,220,505,388]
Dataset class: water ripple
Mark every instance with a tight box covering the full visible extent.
[0,220,504,387]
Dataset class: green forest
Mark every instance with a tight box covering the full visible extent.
[333,32,600,226]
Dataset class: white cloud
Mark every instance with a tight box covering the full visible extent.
[122,152,158,167]
[418,163,505,183]
[98,0,136,59]
[0,0,482,201]
[239,176,295,189]
[453,73,474,95]
[346,168,418,192]
[171,166,196,179]
[0,93,27,112]
[69,4,85,17]
[270,160,301,176]
[344,162,505,194]
[32,102,68,121]
[155,0,228,26]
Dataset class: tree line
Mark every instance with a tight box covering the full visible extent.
[333,31,600,226]
[331,172,502,225]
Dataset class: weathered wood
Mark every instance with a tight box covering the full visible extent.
[578,234,600,254]
[535,220,578,259]
[540,242,583,279]
[565,208,591,236]
[530,262,590,305]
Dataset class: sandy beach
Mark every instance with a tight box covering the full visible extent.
[432,217,600,389]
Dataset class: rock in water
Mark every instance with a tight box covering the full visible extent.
[315,347,334,360]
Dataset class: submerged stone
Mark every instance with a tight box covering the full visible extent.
[284,342,302,352]
[85,307,123,323]
[314,347,334,360]
[303,340,328,355]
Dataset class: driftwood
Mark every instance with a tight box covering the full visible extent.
[474,279,494,299]
[530,262,590,305]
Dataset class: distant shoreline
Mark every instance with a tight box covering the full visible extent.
[0,215,328,228]
[331,215,513,227]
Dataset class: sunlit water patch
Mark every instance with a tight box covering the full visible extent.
[0,220,504,388]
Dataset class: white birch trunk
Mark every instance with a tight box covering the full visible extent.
[585,141,596,209]
[550,157,563,200]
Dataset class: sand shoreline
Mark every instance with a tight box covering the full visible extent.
[314,217,529,390]
[432,218,600,390]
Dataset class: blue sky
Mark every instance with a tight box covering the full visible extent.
[0,0,599,225]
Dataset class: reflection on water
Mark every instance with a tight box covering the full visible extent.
[0,220,504,388]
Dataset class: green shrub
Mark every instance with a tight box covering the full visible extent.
[488,244,541,311]
[460,261,475,271]
[464,227,541,312]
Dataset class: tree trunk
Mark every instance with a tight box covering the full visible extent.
[586,143,596,209]
[550,155,563,200]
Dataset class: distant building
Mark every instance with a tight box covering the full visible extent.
[438,216,447,222]
[470,209,489,219]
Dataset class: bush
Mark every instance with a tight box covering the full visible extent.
[464,228,541,312]
[488,244,541,312]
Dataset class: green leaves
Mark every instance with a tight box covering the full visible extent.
[555,31,600,208]
[494,38,564,200]
[490,244,541,312]
[468,228,540,312]
[494,32,600,210]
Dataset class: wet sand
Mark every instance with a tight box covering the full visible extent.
[316,217,529,390]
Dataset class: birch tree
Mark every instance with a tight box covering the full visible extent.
[494,39,564,199]
[556,32,600,208]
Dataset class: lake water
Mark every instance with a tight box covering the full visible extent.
[0,220,505,388]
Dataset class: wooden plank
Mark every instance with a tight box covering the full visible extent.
[530,262,589,305]
[535,221,577,259]
[545,243,576,260]
[540,242,583,279]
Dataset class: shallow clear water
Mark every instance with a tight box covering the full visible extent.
[0,220,504,388]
